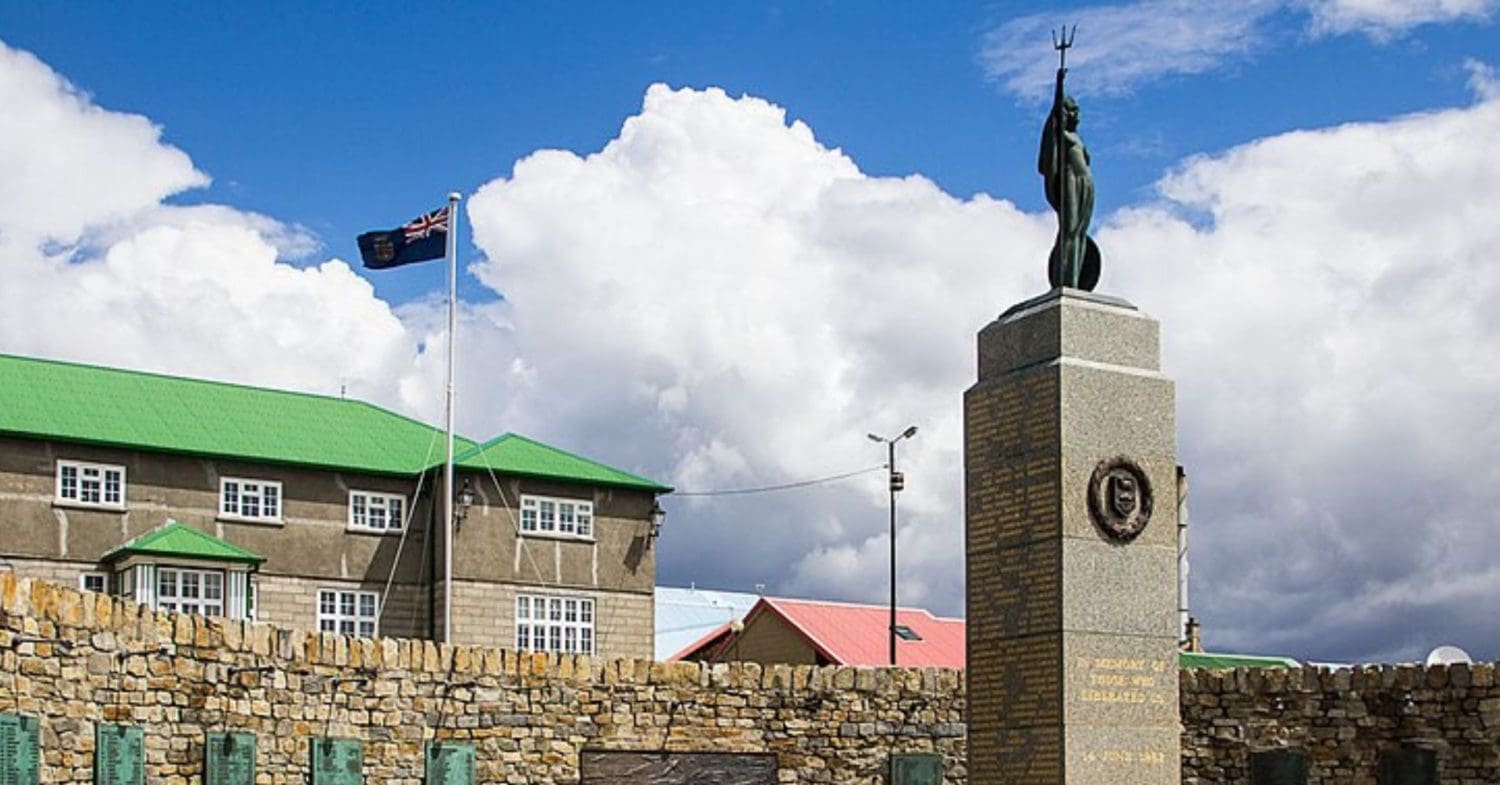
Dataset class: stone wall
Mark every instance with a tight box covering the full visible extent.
[0,575,965,783]
[9,573,1500,784]
[1181,663,1500,783]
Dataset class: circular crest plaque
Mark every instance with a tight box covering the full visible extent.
[1087,457,1153,543]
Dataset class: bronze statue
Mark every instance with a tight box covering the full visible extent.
[1038,26,1100,291]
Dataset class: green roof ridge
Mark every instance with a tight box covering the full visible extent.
[102,520,265,564]
[455,432,672,492]
[1179,651,1299,670]
[0,351,366,409]
[0,352,667,491]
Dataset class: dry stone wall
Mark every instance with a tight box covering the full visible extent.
[7,574,1500,784]
[1181,663,1500,783]
[0,576,965,784]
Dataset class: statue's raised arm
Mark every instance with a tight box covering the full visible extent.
[1037,26,1100,291]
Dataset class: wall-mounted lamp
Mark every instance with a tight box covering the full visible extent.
[454,478,476,528]
[648,500,666,545]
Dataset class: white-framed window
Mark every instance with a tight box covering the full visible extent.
[220,477,282,522]
[55,460,125,508]
[156,567,224,617]
[79,572,108,594]
[246,578,258,621]
[317,589,378,638]
[348,490,405,533]
[518,495,594,538]
[515,594,594,654]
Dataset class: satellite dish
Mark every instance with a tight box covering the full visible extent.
[1425,645,1472,666]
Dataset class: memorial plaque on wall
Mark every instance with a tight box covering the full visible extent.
[423,741,475,785]
[1378,746,1437,785]
[580,751,776,785]
[1251,748,1308,785]
[310,738,363,785]
[0,713,40,785]
[205,732,257,785]
[890,753,942,785]
[94,724,144,785]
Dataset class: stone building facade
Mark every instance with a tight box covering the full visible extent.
[0,353,669,660]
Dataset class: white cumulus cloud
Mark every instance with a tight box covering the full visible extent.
[468,84,1052,612]
[0,39,425,407]
[1107,71,1500,661]
[467,78,1500,662]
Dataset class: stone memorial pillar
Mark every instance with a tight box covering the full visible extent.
[966,288,1180,785]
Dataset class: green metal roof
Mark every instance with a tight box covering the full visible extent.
[102,521,265,565]
[0,354,668,491]
[456,433,672,492]
[1180,651,1300,670]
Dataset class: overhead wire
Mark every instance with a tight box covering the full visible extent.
[670,464,888,497]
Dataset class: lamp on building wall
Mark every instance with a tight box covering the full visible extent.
[648,500,666,545]
[454,478,476,528]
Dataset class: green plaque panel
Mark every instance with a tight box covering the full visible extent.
[310,738,363,785]
[1379,746,1437,785]
[890,754,942,785]
[1251,748,1308,785]
[0,713,40,785]
[424,741,475,785]
[94,724,144,785]
[205,732,257,785]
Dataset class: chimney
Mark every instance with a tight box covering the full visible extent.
[1183,616,1203,653]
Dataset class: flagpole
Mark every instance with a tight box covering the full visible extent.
[443,191,460,645]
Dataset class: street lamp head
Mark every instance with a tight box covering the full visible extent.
[901,425,918,440]
[867,433,883,443]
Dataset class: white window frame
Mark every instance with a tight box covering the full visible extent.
[518,495,594,540]
[317,588,379,638]
[515,593,594,655]
[155,566,225,617]
[79,572,108,594]
[55,460,126,509]
[219,477,283,523]
[347,490,406,534]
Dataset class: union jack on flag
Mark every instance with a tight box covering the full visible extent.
[403,206,450,242]
[357,202,454,270]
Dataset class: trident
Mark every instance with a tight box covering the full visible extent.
[1052,24,1077,69]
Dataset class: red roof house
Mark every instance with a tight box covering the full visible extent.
[669,596,965,668]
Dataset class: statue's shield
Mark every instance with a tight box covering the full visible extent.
[1047,235,1102,292]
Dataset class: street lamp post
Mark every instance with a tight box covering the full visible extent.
[868,425,917,665]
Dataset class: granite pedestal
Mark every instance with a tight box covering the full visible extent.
[965,288,1180,785]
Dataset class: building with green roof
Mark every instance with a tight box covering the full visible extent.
[0,352,670,658]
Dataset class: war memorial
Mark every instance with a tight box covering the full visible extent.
[964,31,1180,785]
[1,34,1497,785]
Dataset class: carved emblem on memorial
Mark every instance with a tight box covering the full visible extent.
[1088,457,1153,542]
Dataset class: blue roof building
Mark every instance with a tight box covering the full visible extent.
[655,585,762,660]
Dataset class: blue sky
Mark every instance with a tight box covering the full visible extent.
[2,1,1499,662]
[8,1,1493,302]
